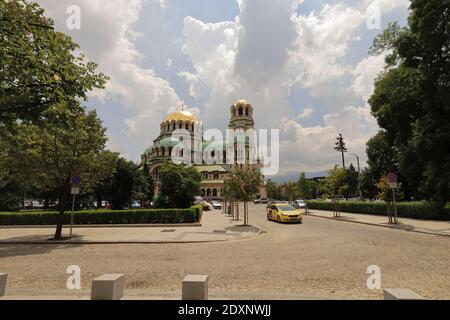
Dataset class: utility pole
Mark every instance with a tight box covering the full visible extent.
[335,134,347,169]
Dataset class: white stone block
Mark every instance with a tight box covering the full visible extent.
[182,274,208,300]
[91,274,124,300]
[384,288,426,300]
[0,273,7,297]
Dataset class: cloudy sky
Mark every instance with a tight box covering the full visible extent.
[36,0,409,180]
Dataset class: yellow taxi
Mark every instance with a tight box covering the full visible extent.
[267,203,303,224]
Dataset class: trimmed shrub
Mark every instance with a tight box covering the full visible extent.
[307,200,450,221]
[0,205,203,226]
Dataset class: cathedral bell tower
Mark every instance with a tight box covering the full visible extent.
[228,99,255,131]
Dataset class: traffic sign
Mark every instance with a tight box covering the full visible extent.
[387,173,397,184]
[71,187,80,195]
[389,182,398,189]
[71,174,81,186]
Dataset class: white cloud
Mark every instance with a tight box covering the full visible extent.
[35,0,406,175]
[297,106,314,120]
[36,0,182,160]
[352,54,386,102]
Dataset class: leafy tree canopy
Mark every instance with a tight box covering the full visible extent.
[368,0,450,204]
[158,162,201,208]
[0,0,107,125]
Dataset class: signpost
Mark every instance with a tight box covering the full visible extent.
[387,173,399,224]
[70,174,81,238]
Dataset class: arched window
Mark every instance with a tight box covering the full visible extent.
[246,108,249,116]
[207,189,212,197]
[239,107,243,116]
[172,123,176,130]
[213,189,218,197]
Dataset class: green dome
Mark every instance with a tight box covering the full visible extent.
[144,145,153,154]
[154,137,182,148]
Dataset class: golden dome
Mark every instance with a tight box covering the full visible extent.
[233,99,252,108]
[164,110,199,123]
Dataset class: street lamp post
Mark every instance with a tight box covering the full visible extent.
[350,153,362,200]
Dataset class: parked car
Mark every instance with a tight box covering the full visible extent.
[211,201,222,210]
[130,201,141,209]
[254,198,269,204]
[267,203,303,224]
[292,199,307,209]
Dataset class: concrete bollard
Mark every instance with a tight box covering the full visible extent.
[182,275,208,300]
[91,274,124,300]
[0,273,7,297]
[384,288,426,300]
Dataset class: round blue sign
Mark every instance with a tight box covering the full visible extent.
[71,175,81,186]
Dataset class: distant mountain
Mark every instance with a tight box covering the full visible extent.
[267,170,329,184]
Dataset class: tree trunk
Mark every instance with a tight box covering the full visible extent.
[54,191,68,240]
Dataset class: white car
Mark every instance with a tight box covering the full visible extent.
[211,201,222,210]
[293,199,307,209]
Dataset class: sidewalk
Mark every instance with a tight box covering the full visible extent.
[0,211,262,244]
[306,209,450,237]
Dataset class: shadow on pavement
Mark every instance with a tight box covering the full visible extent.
[0,235,84,258]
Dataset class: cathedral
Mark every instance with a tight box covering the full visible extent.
[141,99,267,201]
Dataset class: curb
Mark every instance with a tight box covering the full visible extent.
[0,223,202,229]
[305,213,450,238]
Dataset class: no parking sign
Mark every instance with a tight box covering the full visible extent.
[387,173,398,189]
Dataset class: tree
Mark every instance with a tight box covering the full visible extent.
[224,167,261,225]
[158,162,201,208]
[0,0,107,125]
[366,131,397,182]
[376,177,404,202]
[109,158,138,210]
[359,168,378,200]
[369,1,450,205]
[282,182,298,203]
[320,166,349,199]
[267,180,282,200]
[346,164,359,199]
[334,134,347,169]
[297,173,313,199]
[4,105,117,239]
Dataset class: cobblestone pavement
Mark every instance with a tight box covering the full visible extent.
[1,204,449,299]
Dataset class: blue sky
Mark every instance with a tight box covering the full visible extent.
[37,0,409,179]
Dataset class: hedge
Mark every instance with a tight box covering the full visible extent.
[306,201,450,221]
[0,205,203,226]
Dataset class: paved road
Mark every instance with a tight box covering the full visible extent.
[1,203,450,299]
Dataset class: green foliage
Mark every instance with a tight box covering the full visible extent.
[368,0,450,204]
[366,131,397,180]
[297,173,316,199]
[223,167,262,202]
[267,180,282,200]
[359,168,378,199]
[376,176,404,202]
[0,205,203,225]
[0,180,23,211]
[110,159,136,210]
[319,166,350,199]
[158,162,202,208]
[0,0,107,125]
[1,106,117,238]
[307,200,450,221]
